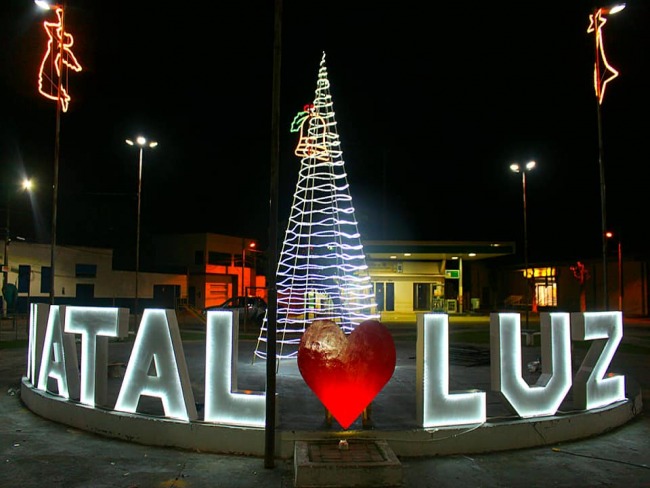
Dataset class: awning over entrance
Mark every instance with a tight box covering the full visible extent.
[363,240,516,262]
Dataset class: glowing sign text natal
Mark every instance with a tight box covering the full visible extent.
[204,311,266,427]
[26,307,626,429]
[114,309,198,421]
[37,305,79,399]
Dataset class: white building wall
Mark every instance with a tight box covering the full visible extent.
[1,241,116,298]
[2,240,186,301]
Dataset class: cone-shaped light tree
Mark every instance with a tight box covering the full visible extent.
[254,52,377,361]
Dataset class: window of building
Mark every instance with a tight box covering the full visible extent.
[18,265,31,293]
[533,267,557,307]
[208,251,231,266]
[75,263,97,278]
[374,282,394,312]
[41,266,51,294]
[208,283,229,305]
[413,283,431,311]
[76,283,95,300]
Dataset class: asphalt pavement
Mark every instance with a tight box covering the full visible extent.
[1,312,649,487]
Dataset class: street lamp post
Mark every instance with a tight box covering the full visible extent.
[35,1,65,305]
[617,238,622,311]
[588,3,625,310]
[50,2,63,306]
[126,136,157,330]
[510,161,536,329]
[605,231,623,311]
[266,0,282,467]
[35,0,82,304]
[3,178,33,317]
[240,240,259,333]
[241,240,258,297]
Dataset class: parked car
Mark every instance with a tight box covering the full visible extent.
[202,296,267,326]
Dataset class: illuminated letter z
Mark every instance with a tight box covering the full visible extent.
[571,311,625,410]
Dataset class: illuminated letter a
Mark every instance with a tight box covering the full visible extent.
[115,309,197,421]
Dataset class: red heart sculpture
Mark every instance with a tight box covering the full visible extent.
[297,319,396,429]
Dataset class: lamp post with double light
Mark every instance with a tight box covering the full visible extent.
[588,3,625,309]
[3,178,33,317]
[126,136,157,329]
[510,161,536,329]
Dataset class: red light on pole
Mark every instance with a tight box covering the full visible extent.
[36,5,82,112]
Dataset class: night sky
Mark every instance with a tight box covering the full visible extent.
[1,0,648,267]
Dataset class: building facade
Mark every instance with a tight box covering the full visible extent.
[503,258,649,317]
[1,240,187,314]
[3,235,647,319]
[150,233,267,311]
[363,240,516,321]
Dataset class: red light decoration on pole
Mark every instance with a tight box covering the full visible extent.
[37,5,82,112]
[35,0,83,304]
[570,261,591,313]
[587,4,625,309]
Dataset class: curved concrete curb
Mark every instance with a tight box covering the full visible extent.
[21,378,642,459]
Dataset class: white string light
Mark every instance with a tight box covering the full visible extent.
[254,52,378,361]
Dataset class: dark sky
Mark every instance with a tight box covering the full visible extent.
[1,0,648,266]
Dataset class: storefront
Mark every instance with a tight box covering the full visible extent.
[363,240,516,321]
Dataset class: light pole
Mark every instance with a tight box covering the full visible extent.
[510,161,536,329]
[36,1,65,305]
[240,240,259,333]
[266,0,282,467]
[616,237,622,311]
[241,240,258,297]
[588,3,625,310]
[126,136,157,329]
[605,231,623,311]
[34,0,82,305]
[3,178,33,317]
